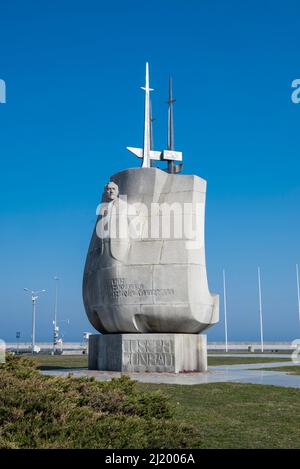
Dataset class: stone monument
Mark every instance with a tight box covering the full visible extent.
[83,63,219,373]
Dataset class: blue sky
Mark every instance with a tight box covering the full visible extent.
[0,0,300,342]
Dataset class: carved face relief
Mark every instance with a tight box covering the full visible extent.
[104,182,119,201]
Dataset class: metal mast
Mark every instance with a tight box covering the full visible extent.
[141,62,153,168]
[150,98,155,167]
[167,77,176,173]
[127,64,183,169]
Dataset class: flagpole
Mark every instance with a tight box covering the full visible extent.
[257,266,264,353]
[296,264,300,327]
[222,269,228,353]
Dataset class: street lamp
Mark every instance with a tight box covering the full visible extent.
[24,288,46,354]
[52,276,70,354]
[53,276,59,353]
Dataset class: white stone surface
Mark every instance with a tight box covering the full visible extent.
[83,167,218,334]
[88,333,207,373]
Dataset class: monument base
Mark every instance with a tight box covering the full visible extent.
[88,333,207,373]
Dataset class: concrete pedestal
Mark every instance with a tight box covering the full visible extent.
[88,333,207,373]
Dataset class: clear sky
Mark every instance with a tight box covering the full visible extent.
[0,0,300,343]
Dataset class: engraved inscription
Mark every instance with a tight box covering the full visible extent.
[123,339,175,369]
[105,278,175,299]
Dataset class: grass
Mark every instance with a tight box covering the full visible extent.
[31,354,88,370]
[208,350,289,354]
[2,355,300,448]
[136,381,300,448]
[27,354,291,370]
[207,356,291,366]
[255,365,300,375]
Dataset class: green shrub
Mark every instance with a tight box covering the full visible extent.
[0,354,196,448]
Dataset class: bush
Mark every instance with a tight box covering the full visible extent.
[0,354,196,448]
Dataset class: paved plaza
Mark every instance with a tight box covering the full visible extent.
[42,355,300,388]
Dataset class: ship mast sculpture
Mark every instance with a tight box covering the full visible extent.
[127,63,183,172]
[83,63,219,373]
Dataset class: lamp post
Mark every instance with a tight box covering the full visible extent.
[24,288,46,354]
[53,276,59,353]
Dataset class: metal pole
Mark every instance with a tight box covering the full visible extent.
[257,266,264,353]
[16,332,20,354]
[24,288,45,354]
[296,264,300,327]
[54,278,58,326]
[222,269,228,352]
[53,277,59,352]
[150,100,155,168]
[141,62,152,168]
[167,77,176,174]
[32,295,36,354]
